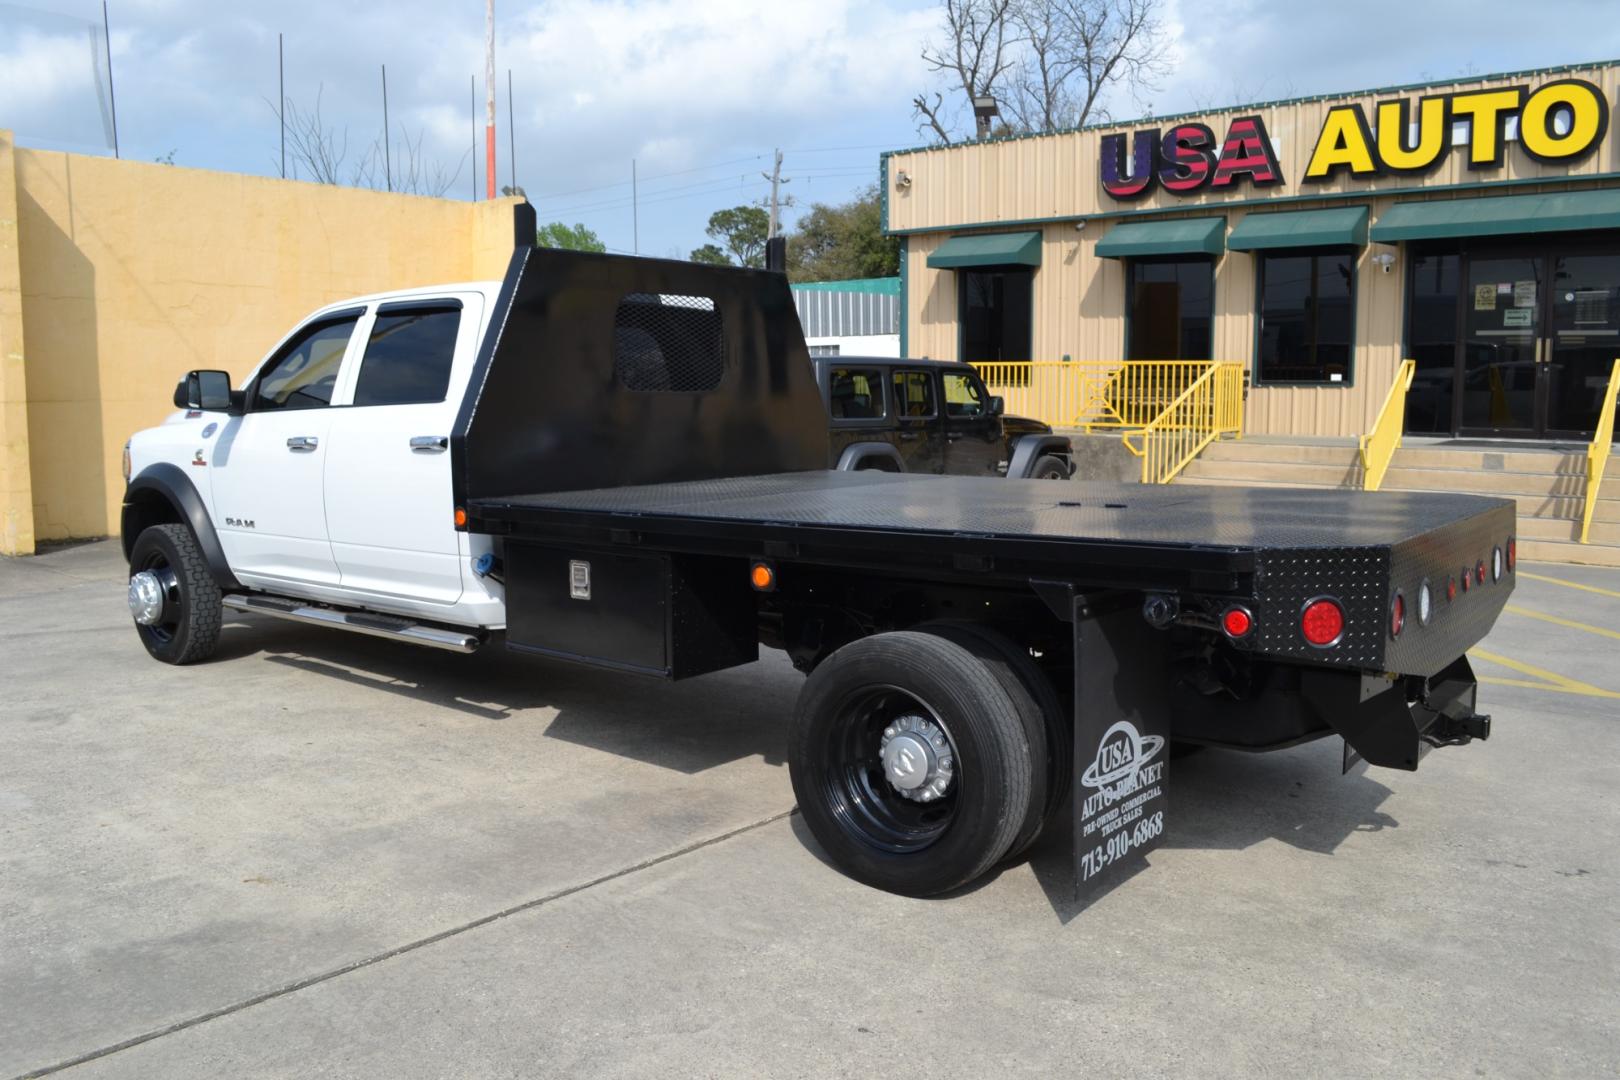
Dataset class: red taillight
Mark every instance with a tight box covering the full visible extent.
[1301,598,1345,647]
[1476,560,1487,586]
[1221,606,1254,639]
[1461,568,1471,593]
[1446,577,1457,602]
[1390,593,1405,638]
[1506,538,1516,573]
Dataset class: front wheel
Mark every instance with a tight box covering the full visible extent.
[788,631,1035,897]
[1029,454,1070,480]
[127,523,223,664]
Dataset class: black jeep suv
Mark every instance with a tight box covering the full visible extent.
[813,357,1073,479]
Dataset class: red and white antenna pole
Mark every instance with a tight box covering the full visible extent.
[484,0,497,200]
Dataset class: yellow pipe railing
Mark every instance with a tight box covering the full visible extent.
[970,360,1226,431]
[1359,359,1416,492]
[1123,363,1247,483]
[1582,358,1620,543]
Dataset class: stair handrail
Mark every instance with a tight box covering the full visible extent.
[1133,362,1245,483]
[1359,359,1416,492]
[1582,357,1620,544]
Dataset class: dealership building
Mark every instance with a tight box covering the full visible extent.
[882,60,1620,445]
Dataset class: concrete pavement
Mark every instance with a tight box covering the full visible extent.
[2,541,1617,1078]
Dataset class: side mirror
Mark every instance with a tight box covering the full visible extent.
[179,370,240,414]
[988,395,1005,416]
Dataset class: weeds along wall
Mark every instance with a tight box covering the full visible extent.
[0,129,524,553]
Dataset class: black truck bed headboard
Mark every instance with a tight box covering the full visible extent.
[452,246,830,506]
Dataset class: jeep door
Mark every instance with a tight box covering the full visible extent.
[322,295,483,604]
[890,368,946,472]
[941,368,1003,476]
[210,311,362,587]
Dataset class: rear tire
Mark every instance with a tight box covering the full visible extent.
[789,631,1034,897]
[128,523,223,665]
[1029,454,1070,480]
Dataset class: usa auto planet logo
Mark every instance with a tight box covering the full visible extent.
[1081,720,1166,791]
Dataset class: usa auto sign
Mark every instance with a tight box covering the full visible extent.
[1100,78,1609,200]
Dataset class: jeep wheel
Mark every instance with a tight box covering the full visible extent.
[1030,454,1070,480]
[127,523,223,665]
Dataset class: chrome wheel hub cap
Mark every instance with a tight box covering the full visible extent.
[127,569,172,626]
[879,714,955,802]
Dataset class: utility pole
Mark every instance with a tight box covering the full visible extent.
[485,0,496,201]
[381,65,392,192]
[762,148,791,238]
[631,159,639,254]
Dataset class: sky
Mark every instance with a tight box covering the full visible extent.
[3,0,1620,259]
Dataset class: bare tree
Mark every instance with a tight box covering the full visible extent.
[269,85,470,197]
[913,0,1015,144]
[916,0,1170,142]
[270,85,350,184]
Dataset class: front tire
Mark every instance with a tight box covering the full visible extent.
[789,631,1034,897]
[127,523,223,665]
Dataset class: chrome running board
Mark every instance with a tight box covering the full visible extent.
[223,594,482,653]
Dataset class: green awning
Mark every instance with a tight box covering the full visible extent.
[1094,216,1225,258]
[1370,189,1620,243]
[926,231,1042,269]
[1228,206,1369,251]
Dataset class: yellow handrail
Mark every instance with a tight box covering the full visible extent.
[969,360,1221,431]
[1582,358,1620,543]
[1128,363,1247,483]
[1358,359,1416,492]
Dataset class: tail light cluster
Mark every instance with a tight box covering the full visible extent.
[1387,535,1514,642]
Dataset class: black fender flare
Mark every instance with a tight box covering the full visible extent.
[122,463,240,590]
[1006,434,1074,478]
[834,442,907,473]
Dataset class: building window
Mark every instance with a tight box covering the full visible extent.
[960,269,1033,362]
[1404,250,1460,433]
[1127,259,1213,360]
[1256,251,1355,384]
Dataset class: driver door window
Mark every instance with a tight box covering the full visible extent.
[251,316,360,410]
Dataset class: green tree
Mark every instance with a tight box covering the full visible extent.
[786,185,900,282]
[688,243,732,266]
[703,205,770,268]
[536,221,606,252]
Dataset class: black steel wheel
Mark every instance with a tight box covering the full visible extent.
[789,631,1034,897]
[127,523,222,665]
[1029,454,1070,480]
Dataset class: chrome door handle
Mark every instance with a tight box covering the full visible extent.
[286,436,318,452]
[410,436,449,453]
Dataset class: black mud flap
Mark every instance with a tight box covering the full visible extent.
[1301,655,1491,774]
[1072,596,1171,899]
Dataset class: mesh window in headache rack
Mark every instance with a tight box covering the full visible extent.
[613,293,726,392]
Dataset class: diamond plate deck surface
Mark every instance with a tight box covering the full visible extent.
[472,471,1509,552]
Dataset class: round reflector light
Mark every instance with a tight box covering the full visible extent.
[1221,606,1254,639]
[1418,580,1433,626]
[1301,598,1345,648]
[1507,537,1516,572]
[1492,546,1503,582]
[1446,577,1457,602]
[1461,569,1471,593]
[1476,560,1487,586]
[1390,592,1405,638]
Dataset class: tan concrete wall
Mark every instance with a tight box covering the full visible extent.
[0,133,33,553]
[893,61,1620,439]
[2,134,522,546]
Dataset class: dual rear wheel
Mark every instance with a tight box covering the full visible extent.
[788,627,1068,897]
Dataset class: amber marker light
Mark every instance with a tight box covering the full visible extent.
[454,507,468,527]
[750,562,776,591]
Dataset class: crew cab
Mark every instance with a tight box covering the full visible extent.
[816,357,1072,479]
[121,236,1510,900]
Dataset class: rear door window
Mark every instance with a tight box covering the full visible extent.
[892,370,936,418]
[251,315,360,411]
[351,302,462,406]
[828,367,884,419]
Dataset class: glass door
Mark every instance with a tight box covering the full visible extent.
[1546,252,1620,436]
[1460,254,1543,435]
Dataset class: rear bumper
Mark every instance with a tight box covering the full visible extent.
[1301,655,1490,772]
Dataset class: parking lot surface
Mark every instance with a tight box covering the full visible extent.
[3,540,1617,1078]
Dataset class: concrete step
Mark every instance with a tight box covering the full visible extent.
[1178,459,1361,486]
[1198,440,1362,466]
[1176,476,1620,525]
[1519,538,1620,568]
[1378,466,1586,497]
[1391,446,1587,475]
[1515,516,1620,545]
